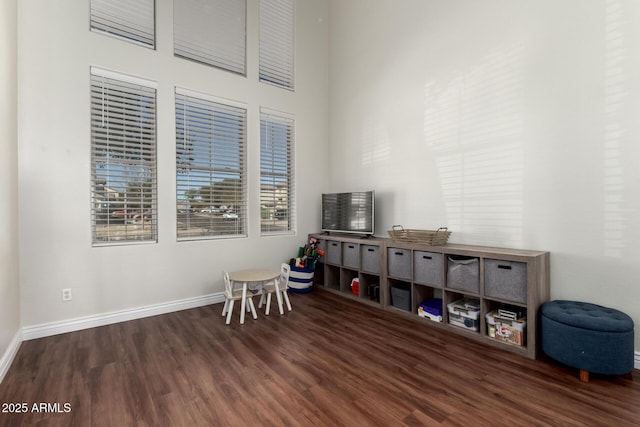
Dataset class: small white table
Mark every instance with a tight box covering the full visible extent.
[228,268,280,324]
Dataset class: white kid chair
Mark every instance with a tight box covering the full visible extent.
[222,271,257,325]
[259,263,292,315]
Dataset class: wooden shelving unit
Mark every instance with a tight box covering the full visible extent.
[310,233,550,359]
[312,234,385,308]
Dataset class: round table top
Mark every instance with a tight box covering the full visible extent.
[228,268,280,283]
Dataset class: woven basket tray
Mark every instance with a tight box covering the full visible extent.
[387,225,451,245]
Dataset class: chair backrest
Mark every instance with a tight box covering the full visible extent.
[279,263,291,290]
[223,271,233,297]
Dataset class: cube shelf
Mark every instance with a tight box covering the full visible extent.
[310,233,549,359]
[312,235,384,308]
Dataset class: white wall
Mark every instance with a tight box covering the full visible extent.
[0,0,20,379]
[329,0,640,350]
[17,0,329,327]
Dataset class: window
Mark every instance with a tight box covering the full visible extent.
[260,109,295,234]
[174,0,247,75]
[90,68,157,244]
[176,88,247,240]
[90,0,155,48]
[259,0,295,90]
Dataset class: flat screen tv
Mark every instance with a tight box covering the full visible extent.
[321,191,375,235]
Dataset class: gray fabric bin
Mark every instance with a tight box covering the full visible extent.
[446,256,479,294]
[414,251,443,286]
[388,248,412,280]
[391,284,411,311]
[485,259,527,303]
[342,243,359,269]
[326,241,341,265]
[361,245,380,273]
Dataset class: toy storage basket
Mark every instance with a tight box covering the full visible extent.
[387,225,451,246]
[287,266,314,293]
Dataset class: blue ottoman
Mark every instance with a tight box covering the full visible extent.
[541,300,634,382]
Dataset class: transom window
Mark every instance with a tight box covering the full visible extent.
[90,0,155,48]
[174,0,247,75]
[259,0,295,90]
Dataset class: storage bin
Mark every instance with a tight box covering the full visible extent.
[342,243,359,269]
[414,251,443,286]
[486,309,526,346]
[388,248,412,280]
[361,245,380,273]
[485,259,527,303]
[418,298,443,322]
[288,266,314,293]
[447,298,480,331]
[326,241,341,265]
[391,283,411,311]
[446,256,479,294]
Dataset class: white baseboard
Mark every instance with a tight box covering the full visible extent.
[22,292,225,341]
[636,351,640,371]
[0,329,23,384]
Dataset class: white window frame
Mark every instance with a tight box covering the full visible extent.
[259,0,295,90]
[90,0,156,49]
[90,67,158,245]
[176,87,248,240]
[260,107,295,235]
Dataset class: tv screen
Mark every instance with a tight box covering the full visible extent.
[321,191,374,235]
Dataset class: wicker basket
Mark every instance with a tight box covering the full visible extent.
[387,225,451,245]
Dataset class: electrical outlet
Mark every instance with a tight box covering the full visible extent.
[62,288,72,302]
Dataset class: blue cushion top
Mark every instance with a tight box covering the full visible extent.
[541,300,634,332]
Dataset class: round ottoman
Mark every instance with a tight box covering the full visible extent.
[541,300,634,382]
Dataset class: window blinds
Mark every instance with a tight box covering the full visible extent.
[90,69,157,244]
[259,0,295,90]
[260,109,295,234]
[90,0,155,48]
[176,89,247,239]
[174,0,247,75]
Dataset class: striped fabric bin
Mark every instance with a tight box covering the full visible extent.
[287,266,314,293]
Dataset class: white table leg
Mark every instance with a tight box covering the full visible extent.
[240,282,247,324]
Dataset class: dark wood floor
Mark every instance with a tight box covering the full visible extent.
[1,289,638,427]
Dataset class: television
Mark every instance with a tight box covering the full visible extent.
[321,191,375,235]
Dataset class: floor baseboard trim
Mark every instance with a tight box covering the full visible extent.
[636,351,640,371]
[22,292,225,341]
[0,329,23,384]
